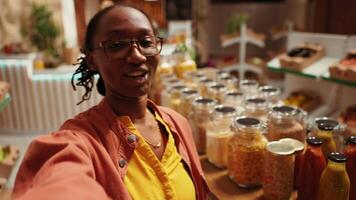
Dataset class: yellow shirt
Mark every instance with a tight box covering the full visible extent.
[119,111,196,200]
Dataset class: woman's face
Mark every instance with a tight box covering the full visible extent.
[89,7,159,99]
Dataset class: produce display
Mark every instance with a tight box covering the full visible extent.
[329,50,356,82]
[279,43,325,71]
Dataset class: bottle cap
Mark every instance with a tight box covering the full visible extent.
[328,152,347,163]
[346,135,356,145]
[318,122,335,131]
[306,136,323,146]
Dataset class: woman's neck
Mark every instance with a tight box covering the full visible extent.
[106,94,148,121]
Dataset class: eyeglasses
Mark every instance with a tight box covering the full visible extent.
[93,36,163,59]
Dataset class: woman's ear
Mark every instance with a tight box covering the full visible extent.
[86,54,98,71]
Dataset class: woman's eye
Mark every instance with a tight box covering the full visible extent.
[139,39,155,48]
[106,41,129,51]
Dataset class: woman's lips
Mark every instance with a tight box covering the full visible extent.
[125,71,149,85]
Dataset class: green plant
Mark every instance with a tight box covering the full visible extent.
[226,13,249,34]
[27,3,60,58]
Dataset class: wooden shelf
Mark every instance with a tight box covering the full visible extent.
[200,155,297,200]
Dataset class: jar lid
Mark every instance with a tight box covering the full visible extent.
[346,135,356,145]
[240,79,259,86]
[259,85,280,95]
[328,152,347,163]
[235,116,260,127]
[318,122,335,131]
[192,97,216,109]
[315,118,338,130]
[214,105,236,113]
[209,84,227,91]
[279,138,304,152]
[200,78,214,84]
[246,98,266,104]
[182,89,198,95]
[226,91,243,97]
[306,136,323,146]
[266,141,295,155]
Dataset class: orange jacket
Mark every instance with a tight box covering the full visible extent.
[13,99,209,200]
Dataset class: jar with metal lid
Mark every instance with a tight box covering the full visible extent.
[262,141,295,200]
[169,85,187,112]
[207,84,228,103]
[318,152,350,200]
[198,79,216,98]
[267,105,306,142]
[183,71,205,89]
[214,70,230,81]
[189,97,217,154]
[228,116,267,187]
[206,105,236,168]
[161,78,181,107]
[179,88,199,118]
[152,74,177,105]
[310,117,347,153]
[218,76,238,91]
[239,79,259,97]
[244,97,269,122]
[259,85,281,105]
[223,91,245,116]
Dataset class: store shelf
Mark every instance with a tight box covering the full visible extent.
[267,57,356,87]
[200,155,297,200]
[0,94,11,112]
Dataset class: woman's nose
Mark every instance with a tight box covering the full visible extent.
[126,45,147,64]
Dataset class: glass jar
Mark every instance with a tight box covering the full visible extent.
[161,78,181,107]
[198,79,216,98]
[239,79,259,97]
[244,97,269,122]
[218,76,238,91]
[298,136,327,200]
[317,152,350,200]
[182,71,204,89]
[228,116,267,187]
[316,122,337,159]
[206,105,236,168]
[344,136,356,200]
[179,88,199,118]
[259,85,281,105]
[279,138,305,189]
[152,73,177,105]
[267,105,306,142]
[263,141,295,200]
[207,84,227,103]
[173,52,197,79]
[223,91,245,116]
[214,70,230,81]
[189,97,217,154]
[169,85,187,112]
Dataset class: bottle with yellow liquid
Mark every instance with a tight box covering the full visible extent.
[317,122,337,159]
[317,152,350,200]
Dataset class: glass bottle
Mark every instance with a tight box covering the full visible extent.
[344,136,356,200]
[207,84,227,103]
[259,85,281,105]
[263,141,295,200]
[228,116,267,187]
[206,105,236,168]
[267,105,306,142]
[317,122,337,159]
[169,85,187,112]
[179,88,199,118]
[244,97,269,122]
[298,136,326,200]
[239,79,259,98]
[223,91,245,116]
[317,152,350,200]
[198,79,216,98]
[189,97,217,154]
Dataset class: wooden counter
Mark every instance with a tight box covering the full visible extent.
[200,155,297,200]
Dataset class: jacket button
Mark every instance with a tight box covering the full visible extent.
[127,134,137,143]
[118,159,126,168]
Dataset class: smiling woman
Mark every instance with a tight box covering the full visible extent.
[12,3,210,200]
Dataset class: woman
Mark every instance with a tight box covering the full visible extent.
[13,4,209,200]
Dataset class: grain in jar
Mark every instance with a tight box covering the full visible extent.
[179,88,199,118]
[223,91,245,116]
[263,141,295,200]
[169,85,187,112]
[239,79,259,98]
[206,105,236,168]
[267,105,306,142]
[259,85,281,105]
[198,79,216,98]
[244,97,269,122]
[228,117,267,187]
[182,71,205,89]
[207,83,227,103]
[189,97,217,154]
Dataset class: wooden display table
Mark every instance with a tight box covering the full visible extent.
[200,156,297,200]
